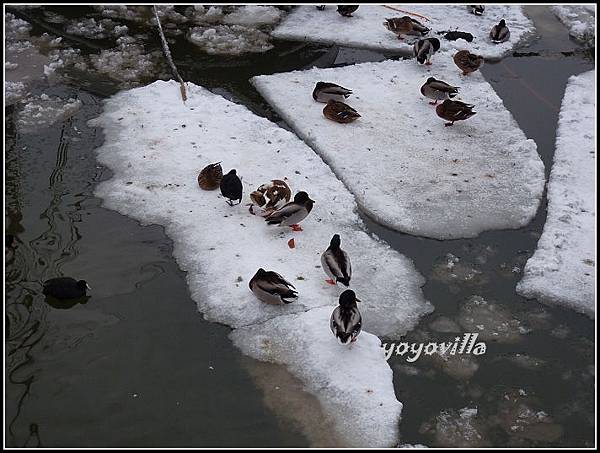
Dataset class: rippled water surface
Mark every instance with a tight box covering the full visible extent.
[5,5,595,447]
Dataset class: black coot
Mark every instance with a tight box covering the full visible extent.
[220,169,243,206]
[43,277,90,299]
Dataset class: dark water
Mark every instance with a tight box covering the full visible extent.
[4,5,595,448]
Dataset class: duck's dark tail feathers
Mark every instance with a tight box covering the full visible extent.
[337,277,351,287]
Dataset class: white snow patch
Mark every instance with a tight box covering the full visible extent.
[90,80,433,446]
[273,5,534,59]
[517,70,596,319]
[252,57,545,239]
[231,307,402,447]
[551,5,595,45]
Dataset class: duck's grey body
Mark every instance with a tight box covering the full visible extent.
[421,77,459,103]
[313,82,353,103]
[414,38,440,64]
[265,191,314,227]
[321,234,352,286]
[330,290,362,344]
[490,20,510,43]
[249,269,298,305]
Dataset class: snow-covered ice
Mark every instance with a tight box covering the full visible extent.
[231,307,401,447]
[272,5,534,59]
[551,5,595,46]
[517,70,596,319]
[252,57,545,239]
[90,80,433,446]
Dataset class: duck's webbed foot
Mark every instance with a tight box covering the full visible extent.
[325,279,336,285]
[444,122,454,127]
[290,224,303,232]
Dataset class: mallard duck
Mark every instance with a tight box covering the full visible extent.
[453,50,484,75]
[436,99,476,126]
[321,234,352,286]
[421,77,459,105]
[316,5,326,10]
[330,289,362,344]
[197,162,223,190]
[249,179,292,216]
[414,37,440,65]
[383,16,429,39]
[323,100,361,123]
[249,268,298,305]
[337,5,359,17]
[220,169,243,206]
[490,19,510,43]
[467,5,485,15]
[265,191,314,231]
[43,277,91,300]
[313,82,353,103]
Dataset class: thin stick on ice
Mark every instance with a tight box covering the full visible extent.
[383,5,431,22]
[152,5,187,102]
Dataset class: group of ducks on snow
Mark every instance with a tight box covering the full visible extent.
[38,5,512,343]
[197,161,360,344]
[314,5,510,126]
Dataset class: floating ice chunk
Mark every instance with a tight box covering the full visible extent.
[252,57,544,239]
[457,296,523,343]
[517,71,595,319]
[89,36,168,87]
[90,80,432,446]
[5,12,32,40]
[490,390,563,443]
[93,5,149,23]
[90,80,431,335]
[231,307,402,448]
[17,94,82,132]
[185,5,225,24]
[420,407,488,447]
[5,81,27,106]
[551,5,595,46]
[223,5,283,27]
[5,61,18,70]
[187,24,274,55]
[273,5,534,59]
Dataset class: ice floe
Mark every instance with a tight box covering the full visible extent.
[231,307,401,447]
[252,57,545,239]
[272,5,534,59]
[90,80,433,446]
[551,5,595,46]
[517,70,595,319]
